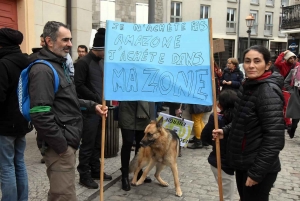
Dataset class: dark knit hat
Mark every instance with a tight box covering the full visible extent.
[92,28,105,50]
[0,28,23,47]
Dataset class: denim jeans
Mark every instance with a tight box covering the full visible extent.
[0,135,28,201]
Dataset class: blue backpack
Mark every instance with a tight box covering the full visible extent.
[17,59,59,121]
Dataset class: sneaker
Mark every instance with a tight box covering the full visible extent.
[91,172,112,181]
[79,177,98,189]
[188,136,196,143]
[187,140,203,149]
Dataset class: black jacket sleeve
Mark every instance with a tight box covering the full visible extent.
[201,113,214,145]
[74,59,98,101]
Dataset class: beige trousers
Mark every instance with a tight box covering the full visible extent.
[44,146,77,201]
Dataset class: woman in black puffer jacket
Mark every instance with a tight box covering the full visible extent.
[213,45,285,201]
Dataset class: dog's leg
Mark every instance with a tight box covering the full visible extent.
[131,160,148,185]
[170,163,182,197]
[135,160,155,186]
[154,163,169,187]
[131,166,142,185]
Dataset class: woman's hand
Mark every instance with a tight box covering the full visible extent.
[95,104,108,117]
[245,177,258,187]
[212,129,224,140]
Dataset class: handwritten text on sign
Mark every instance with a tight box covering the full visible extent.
[104,20,212,105]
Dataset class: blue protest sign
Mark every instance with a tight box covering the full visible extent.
[104,19,212,105]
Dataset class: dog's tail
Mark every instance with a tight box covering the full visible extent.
[129,154,139,173]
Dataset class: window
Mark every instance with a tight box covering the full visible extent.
[99,0,115,28]
[266,0,274,6]
[250,10,258,35]
[278,15,287,37]
[226,8,236,33]
[171,2,182,22]
[264,12,273,36]
[136,3,148,24]
[251,0,259,4]
[200,5,210,19]
[281,0,289,7]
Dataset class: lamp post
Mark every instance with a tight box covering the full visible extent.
[245,14,255,48]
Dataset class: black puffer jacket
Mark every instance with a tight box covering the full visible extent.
[223,71,285,182]
[29,48,97,155]
[0,47,32,136]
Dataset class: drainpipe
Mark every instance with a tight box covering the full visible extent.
[148,0,156,120]
[67,0,72,56]
[236,0,241,60]
[148,0,155,23]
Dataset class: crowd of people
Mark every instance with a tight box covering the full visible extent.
[0,20,298,201]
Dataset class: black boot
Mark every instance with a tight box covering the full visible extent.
[91,171,112,180]
[137,170,152,183]
[121,177,131,191]
[120,168,131,191]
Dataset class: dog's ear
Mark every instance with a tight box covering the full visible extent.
[156,117,164,128]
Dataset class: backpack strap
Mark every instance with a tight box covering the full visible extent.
[30,59,59,93]
[17,59,59,122]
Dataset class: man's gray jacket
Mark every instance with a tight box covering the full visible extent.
[29,48,97,155]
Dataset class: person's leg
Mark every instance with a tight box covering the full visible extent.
[44,146,77,201]
[210,165,235,201]
[77,114,100,188]
[14,136,28,201]
[235,170,247,201]
[198,113,205,138]
[89,119,112,181]
[289,119,300,138]
[242,172,278,201]
[188,113,203,149]
[120,129,135,191]
[0,135,18,201]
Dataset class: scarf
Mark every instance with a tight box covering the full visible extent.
[255,71,272,81]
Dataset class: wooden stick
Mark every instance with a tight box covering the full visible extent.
[100,72,107,200]
[100,98,106,201]
[209,18,224,201]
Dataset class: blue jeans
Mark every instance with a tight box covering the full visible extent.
[0,135,28,201]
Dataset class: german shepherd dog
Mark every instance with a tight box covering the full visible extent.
[129,117,182,197]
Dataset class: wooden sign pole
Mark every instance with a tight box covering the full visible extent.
[209,18,224,201]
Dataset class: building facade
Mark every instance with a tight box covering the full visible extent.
[281,0,300,56]
[0,0,290,65]
[161,0,287,68]
[0,0,92,58]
